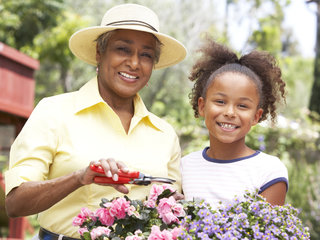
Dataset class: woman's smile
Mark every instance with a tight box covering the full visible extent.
[118,71,139,83]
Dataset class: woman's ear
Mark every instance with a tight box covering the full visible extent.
[198,97,205,117]
[252,108,263,126]
[96,45,101,63]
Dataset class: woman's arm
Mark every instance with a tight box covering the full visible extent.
[260,182,287,206]
[5,159,129,217]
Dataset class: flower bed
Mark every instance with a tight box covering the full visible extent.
[73,185,310,240]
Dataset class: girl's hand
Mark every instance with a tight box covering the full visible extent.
[172,192,185,201]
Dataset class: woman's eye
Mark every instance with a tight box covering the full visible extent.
[141,52,154,59]
[117,47,130,53]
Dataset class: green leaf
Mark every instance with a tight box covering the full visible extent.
[82,232,91,240]
[157,189,175,204]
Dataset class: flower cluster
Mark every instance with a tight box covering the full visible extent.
[179,190,310,240]
[73,186,310,240]
[73,184,185,240]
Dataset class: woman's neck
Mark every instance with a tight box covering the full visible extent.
[99,90,135,134]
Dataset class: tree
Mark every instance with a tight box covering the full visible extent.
[307,0,320,117]
[0,0,64,49]
[28,11,91,98]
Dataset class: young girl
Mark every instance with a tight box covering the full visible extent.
[181,37,288,207]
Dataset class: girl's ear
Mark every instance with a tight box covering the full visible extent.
[198,97,205,117]
[252,108,263,126]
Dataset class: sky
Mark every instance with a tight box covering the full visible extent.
[226,0,317,57]
[284,0,317,57]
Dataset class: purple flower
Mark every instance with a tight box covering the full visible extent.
[73,186,310,240]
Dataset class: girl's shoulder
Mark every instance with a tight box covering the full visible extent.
[181,149,204,162]
[253,151,287,170]
[255,151,281,162]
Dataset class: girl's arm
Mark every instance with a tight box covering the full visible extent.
[260,182,287,206]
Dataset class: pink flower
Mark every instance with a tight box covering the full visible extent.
[157,197,185,224]
[160,212,179,225]
[90,226,111,240]
[144,184,175,209]
[148,184,175,202]
[134,230,143,235]
[110,197,131,219]
[148,226,174,240]
[95,208,114,226]
[158,197,176,213]
[172,203,185,217]
[144,199,156,208]
[148,226,163,240]
[72,215,84,227]
[125,229,143,240]
[125,235,143,240]
[72,207,96,226]
[78,227,89,236]
[127,205,139,217]
[170,227,182,239]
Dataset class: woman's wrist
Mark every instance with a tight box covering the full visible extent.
[74,168,88,187]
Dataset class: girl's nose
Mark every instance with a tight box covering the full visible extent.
[224,105,236,118]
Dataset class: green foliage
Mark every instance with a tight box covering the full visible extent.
[27,11,92,101]
[279,57,314,118]
[250,20,282,55]
[0,0,64,49]
[245,113,320,239]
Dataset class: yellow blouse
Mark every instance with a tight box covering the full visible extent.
[5,77,181,238]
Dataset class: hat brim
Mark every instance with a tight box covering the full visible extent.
[69,26,187,69]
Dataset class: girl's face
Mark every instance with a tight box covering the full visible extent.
[96,29,156,101]
[198,72,263,145]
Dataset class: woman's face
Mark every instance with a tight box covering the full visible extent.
[96,29,156,101]
[198,72,263,145]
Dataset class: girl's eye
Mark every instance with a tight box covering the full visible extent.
[238,104,248,109]
[215,100,225,105]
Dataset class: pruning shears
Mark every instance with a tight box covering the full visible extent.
[90,164,176,186]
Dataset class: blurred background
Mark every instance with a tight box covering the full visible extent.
[0,0,319,239]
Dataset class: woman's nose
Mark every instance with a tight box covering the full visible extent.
[127,51,139,69]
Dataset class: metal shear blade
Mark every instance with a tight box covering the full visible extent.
[135,176,176,185]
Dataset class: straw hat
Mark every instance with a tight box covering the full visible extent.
[69,3,187,69]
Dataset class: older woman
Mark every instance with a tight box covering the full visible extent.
[5,3,186,239]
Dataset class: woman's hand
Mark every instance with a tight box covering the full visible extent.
[78,158,130,194]
[6,158,130,217]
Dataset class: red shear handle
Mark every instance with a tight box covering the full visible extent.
[94,176,132,184]
[89,164,140,178]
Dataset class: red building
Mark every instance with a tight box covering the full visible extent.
[0,42,39,239]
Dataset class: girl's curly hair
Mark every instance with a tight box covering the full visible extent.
[189,36,286,124]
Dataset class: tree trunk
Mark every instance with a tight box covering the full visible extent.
[60,66,68,93]
[309,1,320,116]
